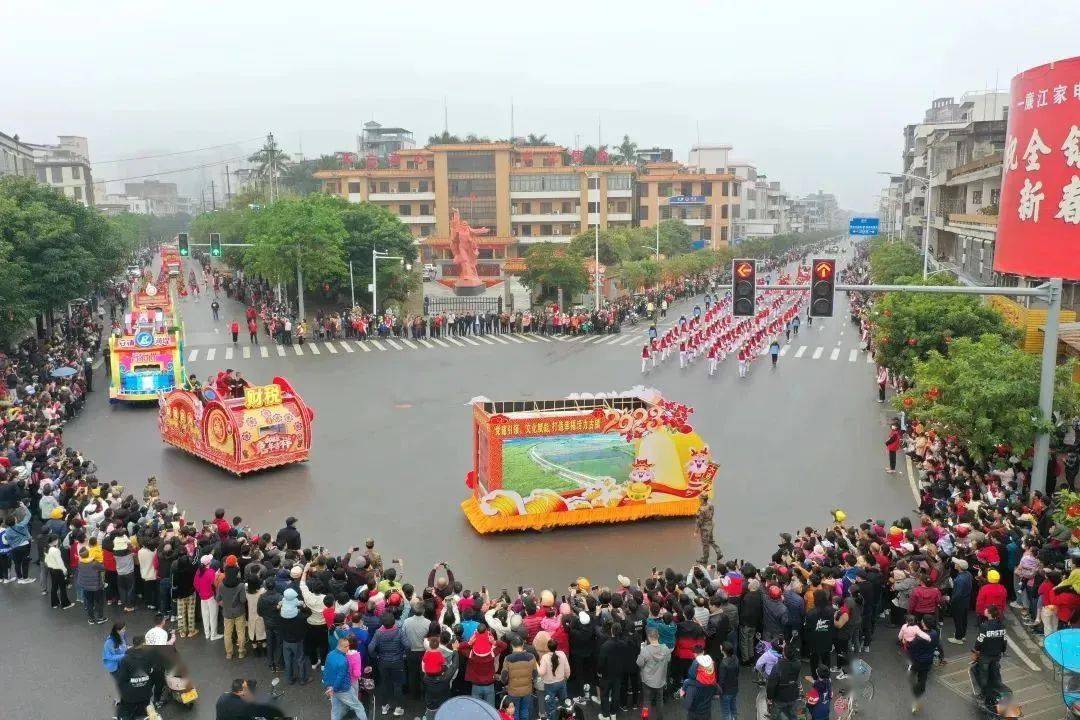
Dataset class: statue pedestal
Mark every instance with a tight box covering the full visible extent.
[454,282,486,297]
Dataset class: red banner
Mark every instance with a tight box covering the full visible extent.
[994,56,1080,279]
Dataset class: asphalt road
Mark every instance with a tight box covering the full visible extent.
[0,239,1012,719]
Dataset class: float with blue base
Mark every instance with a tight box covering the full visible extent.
[158,376,314,475]
[462,388,717,533]
[109,280,186,403]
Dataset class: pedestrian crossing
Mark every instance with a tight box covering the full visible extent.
[184,331,638,365]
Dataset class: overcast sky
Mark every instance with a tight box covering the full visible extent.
[6,2,1079,211]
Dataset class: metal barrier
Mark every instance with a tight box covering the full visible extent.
[423,296,503,315]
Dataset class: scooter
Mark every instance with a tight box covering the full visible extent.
[968,661,1021,719]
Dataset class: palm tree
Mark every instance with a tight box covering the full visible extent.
[613,135,639,165]
[524,133,552,146]
[427,131,462,145]
[247,133,291,201]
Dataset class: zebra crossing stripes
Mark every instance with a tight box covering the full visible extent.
[339,341,354,353]
[323,342,337,354]
[812,347,824,359]
[794,346,808,358]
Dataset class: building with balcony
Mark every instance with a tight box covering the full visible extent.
[28,135,95,206]
[357,121,415,162]
[635,161,739,248]
[0,131,35,179]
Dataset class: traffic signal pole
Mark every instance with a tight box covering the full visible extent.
[717,272,1062,495]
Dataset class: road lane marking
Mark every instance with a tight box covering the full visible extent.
[506,335,525,344]
[812,347,824,359]
[445,337,464,347]
[520,334,539,343]
[866,353,875,363]
[419,339,433,348]
[308,343,320,355]
[276,345,285,357]
[535,335,552,342]
[829,348,840,360]
[779,345,789,356]
[401,339,417,349]
[371,340,386,351]
[339,341,354,353]
[242,346,251,359]
[260,346,269,358]
[490,335,509,344]
[324,342,337,354]
[432,338,449,347]
[225,347,234,360]
[461,336,480,346]
[356,341,371,352]
[385,339,402,350]
[837,339,843,346]
[293,345,303,356]
[794,346,807,358]
[476,336,494,345]
[188,349,199,362]
[848,349,858,362]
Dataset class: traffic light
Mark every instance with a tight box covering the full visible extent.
[210,233,222,257]
[177,232,189,256]
[732,259,757,317]
[810,258,836,317]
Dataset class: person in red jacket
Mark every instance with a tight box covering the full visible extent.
[885,421,902,474]
[908,575,943,618]
[230,320,240,344]
[458,626,507,706]
[975,570,1008,618]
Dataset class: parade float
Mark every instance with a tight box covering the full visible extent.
[462,389,717,533]
[108,279,186,403]
[158,376,315,475]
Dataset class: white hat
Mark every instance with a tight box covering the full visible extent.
[578,611,591,625]
[617,575,631,587]
[696,654,714,670]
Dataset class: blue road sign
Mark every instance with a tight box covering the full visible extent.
[849,217,880,236]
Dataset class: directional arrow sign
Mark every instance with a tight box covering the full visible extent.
[815,261,833,279]
[735,261,754,279]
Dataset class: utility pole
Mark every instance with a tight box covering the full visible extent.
[210,180,217,211]
[1033,277,1063,495]
[201,186,206,213]
[225,164,231,204]
[295,256,305,322]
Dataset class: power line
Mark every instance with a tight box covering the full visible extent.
[94,137,264,164]
[96,155,250,184]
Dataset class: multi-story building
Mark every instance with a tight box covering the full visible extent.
[0,131,36,178]
[316,143,642,280]
[635,161,739,248]
[28,135,94,206]
[878,177,905,236]
[689,150,789,240]
[636,147,673,164]
[357,121,415,163]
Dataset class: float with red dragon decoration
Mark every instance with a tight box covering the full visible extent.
[462,388,717,533]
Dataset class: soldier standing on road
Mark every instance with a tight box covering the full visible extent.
[363,538,383,574]
[696,497,722,565]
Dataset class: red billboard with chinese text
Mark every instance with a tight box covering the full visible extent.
[994,56,1080,280]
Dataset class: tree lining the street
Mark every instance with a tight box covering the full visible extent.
[895,334,1080,461]
[519,242,589,302]
[0,176,133,345]
[870,278,1019,377]
[244,195,348,295]
[868,236,923,283]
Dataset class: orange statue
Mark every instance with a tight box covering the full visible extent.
[449,208,489,295]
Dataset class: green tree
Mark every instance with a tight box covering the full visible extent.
[618,258,661,292]
[189,207,253,269]
[895,334,1080,461]
[519,243,588,302]
[871,284,1020,376]
[567,228,631,266]
[613,135,638,165]
[523,134,551,146]
[247,133,291,187]
[870,239,922,283]
[427,131,462,145]
[0,176,130,328]
[657,219,693,256]
[244,195,347,318]
[329,198,417,308]
[0,233,34,347]
[279,154,342,196]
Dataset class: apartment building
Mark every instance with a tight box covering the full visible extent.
[28,135,95,206]
[316,143,640,279]
[635,161,739,248]
[0,131,35,178]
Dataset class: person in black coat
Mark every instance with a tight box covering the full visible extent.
[568,611,597,699]
[596,621,626,719]
[275,517,301,551]
[114,639,164,720]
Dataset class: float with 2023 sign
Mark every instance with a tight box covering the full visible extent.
[158,376,315,475]
[462,389,717,533]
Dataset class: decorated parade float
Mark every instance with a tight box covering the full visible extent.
[462,389,717,533]
[108,277,186,403]
[158,376,314,475]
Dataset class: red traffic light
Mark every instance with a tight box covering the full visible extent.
[814,261,834,279]
[735,261,754,279]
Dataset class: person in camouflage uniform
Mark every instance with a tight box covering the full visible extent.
[695,496,722,565]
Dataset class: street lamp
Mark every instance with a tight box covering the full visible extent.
[371,249,410,318]
[878,146,934,279]
[587,173,601,311]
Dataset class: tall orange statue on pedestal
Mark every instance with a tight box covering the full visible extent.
[449,208,489,295]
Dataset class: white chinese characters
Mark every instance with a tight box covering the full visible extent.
[1055,176,1080,225]
[1018,178,1045,222]
[1062,126,1080,169]
[1023,129,1051,171]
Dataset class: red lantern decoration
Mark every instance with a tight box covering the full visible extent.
[341,152,354,166]
[928,386,940,399]
[365,154,378,169]
[388,152,400,167]
[570,149,584,164]
[596,148,610,164]
[902,397,915,408]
